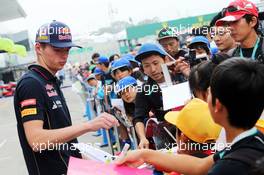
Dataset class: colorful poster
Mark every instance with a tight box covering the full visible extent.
[67,157,152,175]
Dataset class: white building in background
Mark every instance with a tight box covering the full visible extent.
[0,0,30,83]
[0,0,26,22]
[0,0,32,68]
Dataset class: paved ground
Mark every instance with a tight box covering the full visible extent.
[0,83,110,174]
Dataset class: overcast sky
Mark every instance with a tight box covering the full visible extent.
[0,0,261,39]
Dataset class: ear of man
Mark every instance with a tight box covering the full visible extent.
[249,16,258,28]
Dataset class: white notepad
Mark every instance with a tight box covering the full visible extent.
[161,82,192,110]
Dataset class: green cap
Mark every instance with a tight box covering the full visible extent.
[157,27,178,41]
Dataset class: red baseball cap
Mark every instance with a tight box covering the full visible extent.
[216,0,258,26]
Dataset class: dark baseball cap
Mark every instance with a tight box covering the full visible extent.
[157,27,178,41]
[35,20,81,48]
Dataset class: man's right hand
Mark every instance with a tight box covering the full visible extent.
[138,137,149,149]
[172,57,191,77]
[88,112,119,131]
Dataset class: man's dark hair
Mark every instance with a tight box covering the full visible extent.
[189,43,210,55]
[99,62,110,68]
[112,66,132,76]
[243,14,259,33]
[189,53,229,97]
[210,11,223,27]
[135,43,142,47]
[109,54,120,62]
[211,53,230,65]
[189,61,215,96]
[210,58,264,129]
[91,53,100,60]
[189,53,230,95]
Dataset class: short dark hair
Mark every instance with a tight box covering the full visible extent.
[109,54,120,62]
[189,43,210,55]
[189,53,230,97]
[210,11,223,27]
[243,14,259,33]
[210,58,264,129]
[91,53,100,60]
[99,62,110,68]
[189,61,216,96]
[113,66,132,76]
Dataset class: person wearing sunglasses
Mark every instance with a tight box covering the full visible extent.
[116,58,264,175]
[215,0,264,64]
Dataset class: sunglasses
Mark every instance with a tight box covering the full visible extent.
[221,5,254,17]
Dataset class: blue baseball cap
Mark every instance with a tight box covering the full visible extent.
[189,36,210,49]
[97,56,109,64]
[111,58,131,73]
[93,68,104,75]
[135,43,167,62]
[35,20,81,48]
[122,54,139,63]
[116,76,137,93]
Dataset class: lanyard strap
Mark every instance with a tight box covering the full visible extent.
[240,37,260,60]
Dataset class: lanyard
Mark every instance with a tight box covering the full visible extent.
[240,37,260,60]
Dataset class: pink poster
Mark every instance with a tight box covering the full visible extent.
[67,157,152,175]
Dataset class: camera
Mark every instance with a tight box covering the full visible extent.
[184,49,209,67]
